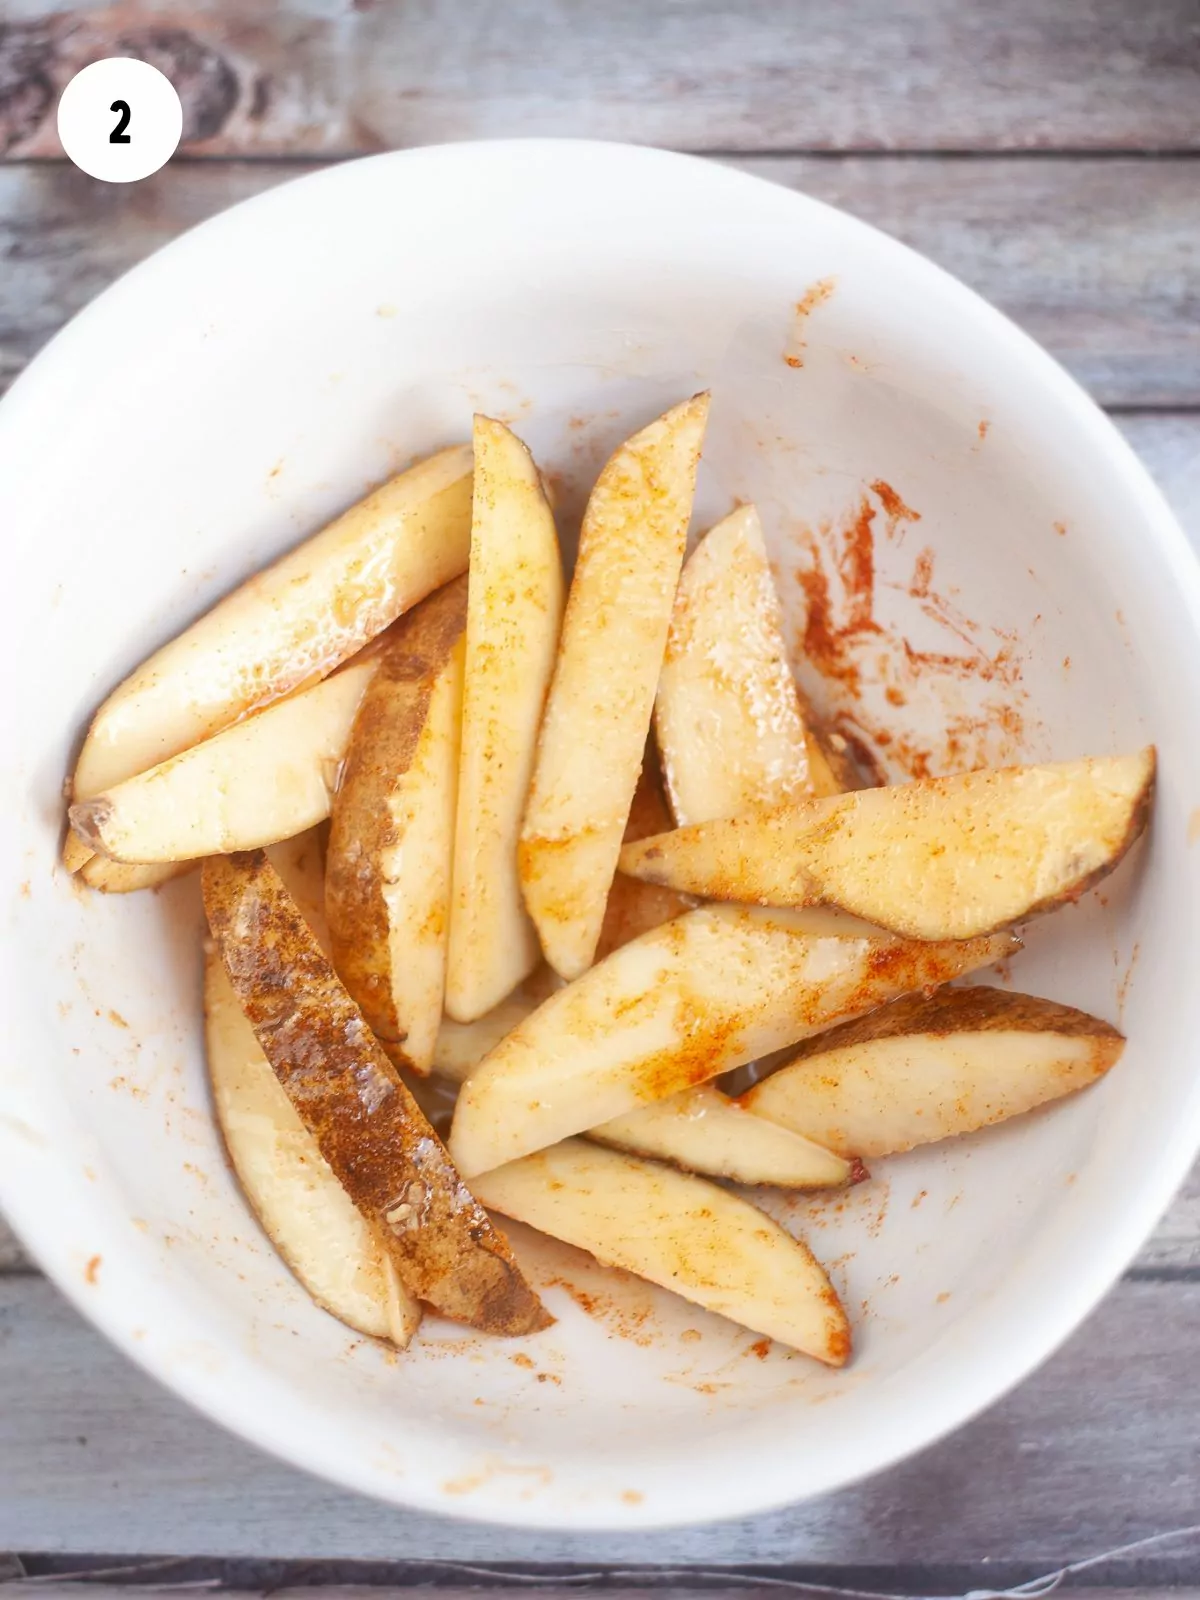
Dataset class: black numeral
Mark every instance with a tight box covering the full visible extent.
[109,100,131,143]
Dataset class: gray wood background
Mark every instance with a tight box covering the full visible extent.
[1,0,1198,1590]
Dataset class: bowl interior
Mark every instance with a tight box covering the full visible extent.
[1,142,1199,1528]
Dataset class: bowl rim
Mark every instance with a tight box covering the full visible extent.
[2,136,1199,1532]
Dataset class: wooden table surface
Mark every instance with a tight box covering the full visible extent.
[2,1,1199,1592]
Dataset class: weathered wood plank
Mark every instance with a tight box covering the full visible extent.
[1116,413,1200,553]
[6,1591,1200,1600]
[2,0,1199,157]
[738,156,1200,409]
[1132,1163,1200,1275]
[1,158,1197,407]
[2,1275,1200,1562]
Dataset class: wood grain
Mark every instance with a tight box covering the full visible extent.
[2,0,1199,156]
[1,157,1197,409]
[3,1274,1200,1561]
[1116,413,1200,549]
[7,1591,1200,1600]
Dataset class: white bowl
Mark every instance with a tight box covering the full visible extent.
[1,140,1198,1531]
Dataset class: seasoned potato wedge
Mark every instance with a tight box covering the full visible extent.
[520,395,710,980]
[326,580,468,1075]
[78,857,193,893]
[203,850,550,1336]
[473,1140,850,1363]
[432,988,849,1189]
[446,418,565,1022]
[71,659,377,864]
[743,986,1124,1157]
[71,445,473,814]
[655,504,832,824]
[207,952,419,1345]
[448,903,1018,1177]
[207,830,419,1346]
[620,750,1156,940]
[589,1087,850,1188]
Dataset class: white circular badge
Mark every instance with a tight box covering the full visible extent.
[57,58,183,183]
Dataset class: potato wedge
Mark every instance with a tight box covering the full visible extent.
[445,418,565,1022]
[203,850,550,1336]
[595,750,691,961]
[519,395,710,980]
[207,952,419,1345]
[326,580,468,1074]
[209,829,418,1345]
[620,750,1156,940]
[655,504,832,824]
[473,1140,850,1363]
[433,986,847,1188]
[743,986,1124,1156]
[589,1086,850,1188]
[448,903,1017,1176]
[70,659,377,864]
[78,857,193,893]
[207,831,420,1346]
[71,444,472,813]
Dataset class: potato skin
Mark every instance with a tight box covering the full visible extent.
[776,985,1125,1060]
[326,578,468,1070]
[204,849,551,1336]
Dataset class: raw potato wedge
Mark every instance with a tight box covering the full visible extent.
[595,751,692,961]
[519,395,710,980]
[620,750,1156,941]
[71,444,473,810]
[203,851,551,1336]
[744,986,1124,1156]
[207,831,420,1346]
[589,1086,850,1188]
[70,659,377,864]
[207,954,418,1345]
[78,857,193,893]
[655,504,830,824]
[473,1140,851,1364]
[446,418,565,1022]
[448,902,1018,1176]
[432,986,848,1188]
[326,580,468,1074]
